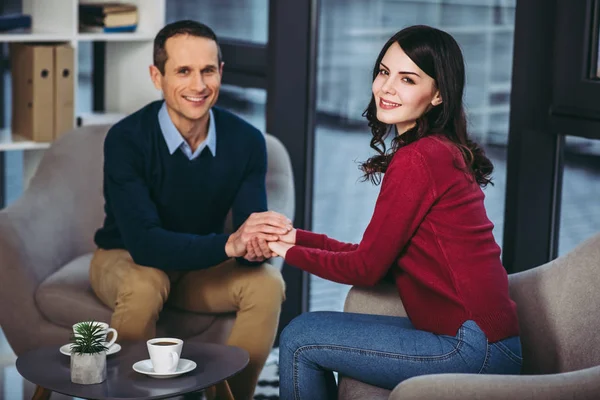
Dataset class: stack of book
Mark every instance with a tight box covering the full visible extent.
[0,13,32,32]
[79,2,138,33]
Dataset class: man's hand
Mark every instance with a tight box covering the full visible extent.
[245,227,296,262]
[244,237,277,262]
[225,211,292,258]
[268,241,294,259]
[278,228,297,244]
[244,226,296,262]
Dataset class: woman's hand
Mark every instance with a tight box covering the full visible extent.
[278,228,297,244]
[268,241,294,259]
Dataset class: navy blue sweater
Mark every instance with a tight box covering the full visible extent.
[94,101,267,270]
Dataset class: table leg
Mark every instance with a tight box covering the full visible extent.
[32,385,52,400]
[204,380,234,400]
[217,381,234,400]
[182,391,206,400]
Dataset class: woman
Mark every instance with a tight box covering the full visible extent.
[267,25,522,399]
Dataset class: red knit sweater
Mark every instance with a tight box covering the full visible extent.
[286,135,520,343]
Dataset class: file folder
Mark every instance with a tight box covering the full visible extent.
[53,44,75,139]
[10,43,55,142]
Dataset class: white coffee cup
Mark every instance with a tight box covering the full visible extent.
[72,321,118,349]
[147,338,183,373]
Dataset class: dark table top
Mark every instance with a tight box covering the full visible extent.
[16,341,249,400]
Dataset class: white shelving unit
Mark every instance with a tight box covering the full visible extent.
[0,0,165,186]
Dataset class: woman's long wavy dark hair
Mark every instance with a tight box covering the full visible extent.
[361,25,493,187]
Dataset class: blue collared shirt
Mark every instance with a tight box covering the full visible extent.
[158,102,217,160]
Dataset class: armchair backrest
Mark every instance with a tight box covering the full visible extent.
[1,125,107,284]
[508,233,600,374]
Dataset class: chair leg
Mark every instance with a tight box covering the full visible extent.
[32,385,52,400]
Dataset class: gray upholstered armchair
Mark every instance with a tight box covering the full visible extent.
[338,232,600,400]
[0,124,295,356]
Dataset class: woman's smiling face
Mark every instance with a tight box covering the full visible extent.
[372,42,442,134]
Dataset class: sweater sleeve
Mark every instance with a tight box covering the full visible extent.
[231,131,269,266]
[296,229,359,252]
[103,130,230,271]
[286,149,436,286]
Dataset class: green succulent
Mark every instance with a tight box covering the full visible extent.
[70,321,108,355]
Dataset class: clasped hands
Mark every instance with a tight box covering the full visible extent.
[225,211,296,262]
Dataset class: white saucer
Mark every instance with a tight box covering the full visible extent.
[60,343,121,356]
[132,358,197,379]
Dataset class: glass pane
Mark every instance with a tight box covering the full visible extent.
[311,0,516,312]
[77,42,94,116]
[216,86,266,132]
[1,0,23,206]
[596,18,600,78]
[2,54,23,206]
[166,0,268,44]
[558,136,600,255]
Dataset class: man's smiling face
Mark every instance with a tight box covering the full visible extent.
[150,34,223,131]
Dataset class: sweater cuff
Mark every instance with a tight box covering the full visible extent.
[285,244,305,268]
[296,229,325,249]
[236,257,264,267]
[212,233,231,265]
[285,245,321,277]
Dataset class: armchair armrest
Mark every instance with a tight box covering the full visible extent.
[264,133,294,270]
[390,365,600,400]
[0,213,67,354]
[338,283,407,400]
[343,282,407,317]
[264,133,295,221]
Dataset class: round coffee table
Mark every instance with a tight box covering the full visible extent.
[16,341,249,400]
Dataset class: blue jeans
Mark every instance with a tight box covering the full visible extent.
[279,311,522,400]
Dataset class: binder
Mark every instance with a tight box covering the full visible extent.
[53,44,75,139]
[10,43,55,142]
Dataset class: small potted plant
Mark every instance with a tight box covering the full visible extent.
[70,321,108,384]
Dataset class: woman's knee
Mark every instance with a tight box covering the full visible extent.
[280,312,327,351]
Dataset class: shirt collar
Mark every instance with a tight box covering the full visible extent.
[158,102,217,157]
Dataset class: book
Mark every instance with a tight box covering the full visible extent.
[0,13,32,32]
[79,24,137,33]
[78,2,137,16]
[80,9,138,27]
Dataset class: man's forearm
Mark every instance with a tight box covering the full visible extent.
[127,229,230,270]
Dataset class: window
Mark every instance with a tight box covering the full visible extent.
[166,0,268,44]
[559,136,600,255]
[594,2,600,78]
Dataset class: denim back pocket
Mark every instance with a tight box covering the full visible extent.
[484,336,523,374]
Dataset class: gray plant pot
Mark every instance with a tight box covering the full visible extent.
[70,352,107,384]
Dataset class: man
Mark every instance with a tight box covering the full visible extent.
[90,20,289,400]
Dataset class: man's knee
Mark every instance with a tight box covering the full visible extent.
[242,263,286,304]
[119,267,171,308]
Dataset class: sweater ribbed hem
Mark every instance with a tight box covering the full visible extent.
[411,308,520,343]
[472,308,520,343]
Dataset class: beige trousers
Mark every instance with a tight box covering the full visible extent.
[89,248,286,400]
